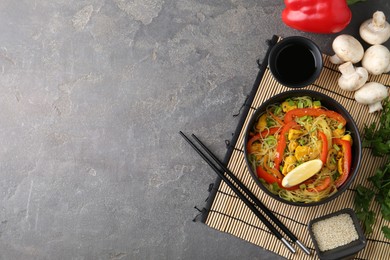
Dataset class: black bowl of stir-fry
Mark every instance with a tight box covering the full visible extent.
[244,90,362,206]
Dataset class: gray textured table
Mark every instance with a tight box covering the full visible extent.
[0,1,389,259]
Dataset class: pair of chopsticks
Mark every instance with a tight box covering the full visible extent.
[179,131,310,255]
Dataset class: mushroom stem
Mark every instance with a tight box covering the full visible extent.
[330,54,343,64]
[373,11,386,29]
[368,102,383,113]
[339,62,355,75]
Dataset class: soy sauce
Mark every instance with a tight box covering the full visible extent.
[275,44,317,84]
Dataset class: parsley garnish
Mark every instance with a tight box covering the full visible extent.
[356,97,390,239]
[363,98,390,156]
[354,185,375,234]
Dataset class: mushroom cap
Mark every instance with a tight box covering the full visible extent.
[362,45,390,75]
[354,82,388,105]
[359,11,390,45]
[332,35,364,63]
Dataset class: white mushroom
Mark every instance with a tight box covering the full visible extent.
[330,35,364,64]
[361,44,390,75]
[338,62,368,91]
[354,82,388,113]
[360,11,390,45]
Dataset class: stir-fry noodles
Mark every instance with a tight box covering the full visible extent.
[247,96,352,203]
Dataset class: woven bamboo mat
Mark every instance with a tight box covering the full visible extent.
[201,36,390,260]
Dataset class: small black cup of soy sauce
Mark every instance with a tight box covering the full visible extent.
[268,36,323,88]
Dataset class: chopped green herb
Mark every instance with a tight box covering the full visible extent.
[296,115,308,124]
[313,100,321,107]
[309,126,317,133]
[331,157,337,165]
[274,106,282,116]
[298,138,307,146]
[265,135,276,146]
[269,182,281,194]
[304,99,312,107]
[333,144,340,151]
[266,117,276,127]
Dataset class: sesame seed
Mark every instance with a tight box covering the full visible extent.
[311,213,359,252]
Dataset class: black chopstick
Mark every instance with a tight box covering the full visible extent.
[190,134,311,255]
[179,131,297,254]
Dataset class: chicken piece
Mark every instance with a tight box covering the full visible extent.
[250,142,262,153]
[255,114,267,131]
[282,155,297,175]
[341,134,352,144]
[332,128,345,138]
[288,140,298,152]
[295,146,310,161]
[295,142,321,162]
[288,129,304,140]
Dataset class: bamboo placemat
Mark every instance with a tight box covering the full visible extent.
[200,36,390,259]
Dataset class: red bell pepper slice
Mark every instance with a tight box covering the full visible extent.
[256,166,298,190]
[274,121,299,171]
[282,0,352,34]
[333,138,352,187]
[263,154,284,180]
[318,131,328,165]
[247,127,279,153]
[257,165,280,184]
[307,176,331,192]
[284,108,347,126]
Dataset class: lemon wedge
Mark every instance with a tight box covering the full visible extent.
[282,159,323,188]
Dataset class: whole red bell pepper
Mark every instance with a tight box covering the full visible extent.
[282,0,352,34]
